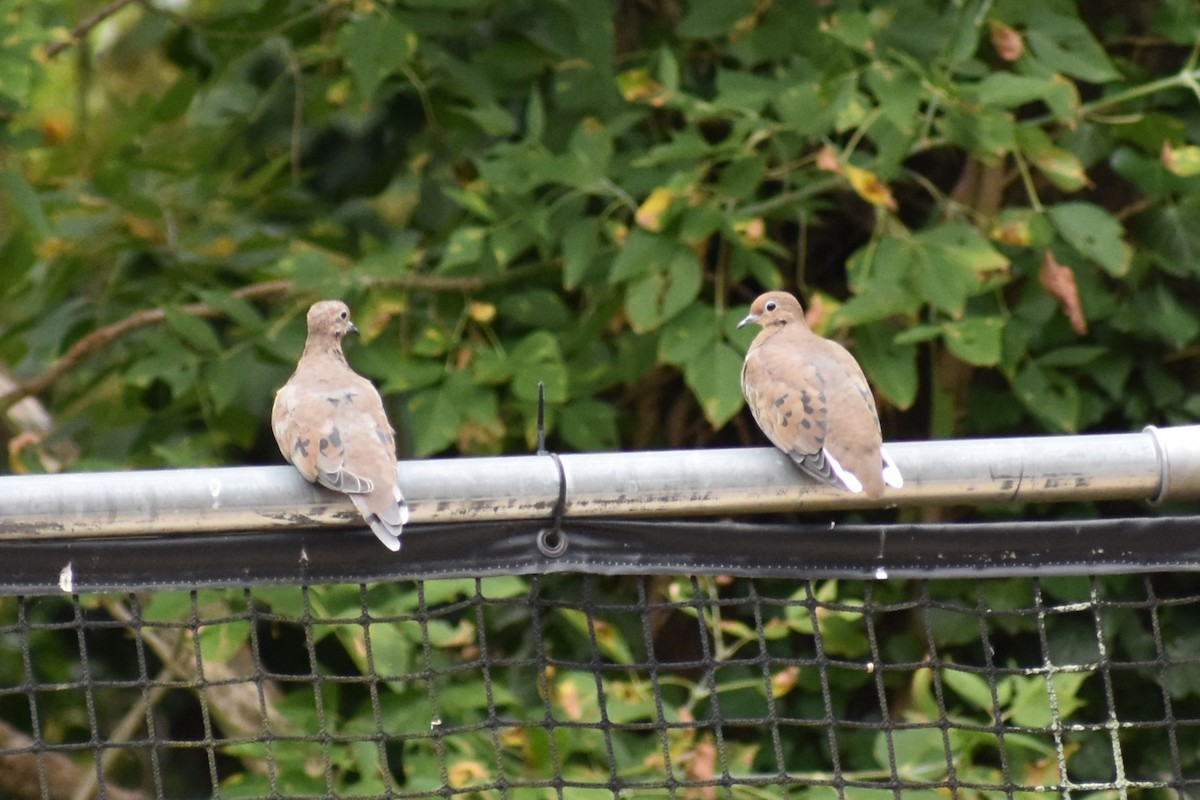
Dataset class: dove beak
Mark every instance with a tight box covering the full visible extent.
[737,312,758,330]
[348,321,360,335]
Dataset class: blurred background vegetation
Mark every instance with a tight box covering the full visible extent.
[3,0,1198,474]
[1,0,1199,796]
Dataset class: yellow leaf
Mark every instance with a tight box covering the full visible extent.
[804,292,841,336]
[772,666,801,697]
[357,294,406,342]
[733,217,766,246]
[617,69,669,106]
[990,218,1032,247]
[635,187,675,232]
[556,677,583,721]
[123,214,161,242]
[447,761,489,788]
[467,300,496,323]
[1162,141,1200,177]
[843,164,898,211]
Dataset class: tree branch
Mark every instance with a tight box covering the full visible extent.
[0,269,520,415]
[43,0,141,60]
[0,280,293,414]
[0,717,148,800]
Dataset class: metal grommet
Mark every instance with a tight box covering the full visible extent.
[537,527,568,558]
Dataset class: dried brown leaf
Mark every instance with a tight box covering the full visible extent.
[1039,250,1088,335]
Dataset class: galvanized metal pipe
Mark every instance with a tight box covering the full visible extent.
[0,425,1197,540]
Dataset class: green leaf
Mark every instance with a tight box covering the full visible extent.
[921,223,1010,272]
[126,337,199,398]
[977,73,1056,109]
[510,331,568,402]
[712,69,775,113]
[438,226,487,272]
[941,317,1004,367]
[839,237,922,324]
[199,620,251,664]
[1016,126,1088,192]
[1137,283,1200,348]
[875,727,950,780]
[716,154,768,200]
[911,254,977,316]
[0,168,50,238]
[192,289,264,331]
[524,86,545,141]
[682,340,745,429]
[660,302,719,366]
[1024,10,1119,82]
[1089,352,1133,400]
[865,64,922,134]
[375,356,445,393]
[1134,197,1200,277]
[279,249,343,294]
[1047,202,1131,276]
[938,106,1015,160]
[943,667,1000,714]
[624,248,702,333]
[1036,345,1107,367]
[459,103,517,137]
[559,399,619,451]
[564,118,613,188]
[854,322,918,410]
[609,228,675,283]
[1007,672,1089,727]
[141,591,193,622]
[677,0,756,38]
[338,14,416,99]
[163,309,222,352]
[498,289,573,330]
[406,371,495,457]
[561,217,601,289]
[1013,363,1080,432]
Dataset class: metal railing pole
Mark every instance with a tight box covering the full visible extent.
[1,426,1197,539]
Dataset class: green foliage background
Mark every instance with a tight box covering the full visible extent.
[1,0,1199,796]
[3,0,1199,468]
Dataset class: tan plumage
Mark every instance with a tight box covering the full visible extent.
[272,300,408,551]
[738,291,902,500]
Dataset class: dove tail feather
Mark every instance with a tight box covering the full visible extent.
[377,487,409,528]
[350,494,404,552]
[881,447,904,489]
[790,450,847,492]
[823,449,864,494]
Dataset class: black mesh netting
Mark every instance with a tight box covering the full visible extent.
[1,570,1199,799]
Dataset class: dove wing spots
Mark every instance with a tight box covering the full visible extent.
[741,343,840,488]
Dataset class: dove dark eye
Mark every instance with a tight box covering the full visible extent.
[765,302,777,312]
[339,311,348,319]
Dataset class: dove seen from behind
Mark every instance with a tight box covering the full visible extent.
[738,291,902,500]
[272,300,409,551]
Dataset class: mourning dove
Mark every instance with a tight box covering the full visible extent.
[272,300,409,551]
[738,291,903,500]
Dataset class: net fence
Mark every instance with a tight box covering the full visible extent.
[1,552,1198,799]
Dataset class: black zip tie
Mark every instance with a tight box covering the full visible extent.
[535,381,568,558]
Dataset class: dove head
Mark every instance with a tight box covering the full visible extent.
[306,300,359,342]
[737,291,807,331]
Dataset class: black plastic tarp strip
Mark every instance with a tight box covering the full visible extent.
[2,516,1200,595]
